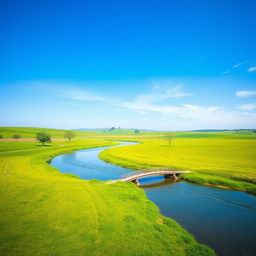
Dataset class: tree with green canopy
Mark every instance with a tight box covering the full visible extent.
[36,132,51,146]
[64,131,76,142]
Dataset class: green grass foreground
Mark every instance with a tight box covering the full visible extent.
[0,132,215,255]
[99,132,256,194]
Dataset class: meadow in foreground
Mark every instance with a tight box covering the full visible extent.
[0,128,214,256]
[99,132,256,193]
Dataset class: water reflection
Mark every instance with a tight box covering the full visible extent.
[143,181,256,256]
[140,179,174,189]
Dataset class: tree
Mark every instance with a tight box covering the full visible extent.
[163,133,175,147]
[36,132,51,146]
[64,131,76,142]
[135,129,140,134]
[0,135,3,139]
[13,134,21,140]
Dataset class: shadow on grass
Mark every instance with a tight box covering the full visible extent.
[36,144,52,147]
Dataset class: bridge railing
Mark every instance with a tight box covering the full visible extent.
[121,168,176,179]
[121,169,177,180]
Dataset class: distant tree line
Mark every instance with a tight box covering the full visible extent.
[35,131,76,146]
[101,127,141,134]
[0,130,77,144]
[0,134,22,139]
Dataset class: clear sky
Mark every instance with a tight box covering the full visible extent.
[1,0,256,130]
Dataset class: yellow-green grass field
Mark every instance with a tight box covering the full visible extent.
[0,128,214,256]
[99,132,256,193]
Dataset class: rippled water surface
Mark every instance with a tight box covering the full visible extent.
[50,142,256,256]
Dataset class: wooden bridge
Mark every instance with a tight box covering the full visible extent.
[108,168,190,185]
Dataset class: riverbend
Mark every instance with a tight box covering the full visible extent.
[50,141,256,256]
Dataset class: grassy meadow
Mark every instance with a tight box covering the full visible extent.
[0,127,94,139]
[99,132,256,193]
[0,127,215,256]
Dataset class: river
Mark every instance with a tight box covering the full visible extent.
[50,141,256,256]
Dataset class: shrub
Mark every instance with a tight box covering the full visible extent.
[13,134,21,139]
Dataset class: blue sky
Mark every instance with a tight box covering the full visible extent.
[0,0,256,130]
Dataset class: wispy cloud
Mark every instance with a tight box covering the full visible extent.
[223,62,256,75]
[248,67,256,72]
[232,62,244,69]
[62,83,222,120]
[238,104,256,111]
[69,89,116,103]
[133,84,194,104]
[61,84,256,128]
[222,62,245,75]
[8,80,256,130]
[236,90,256,97]
[120,100,256,129]
[64,83,194,107]
[120,101,221,117]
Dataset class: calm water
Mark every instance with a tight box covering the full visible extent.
[50,142,256,256]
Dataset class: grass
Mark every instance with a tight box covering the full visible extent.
[0,127,215,256]
[0,127,96,138]
[99,132,256,193]
[0,127,156,138]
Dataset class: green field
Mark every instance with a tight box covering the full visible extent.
[0,127,94,138]
[0,127,153,138]
[99,132,256,193]
[0,128,214,256]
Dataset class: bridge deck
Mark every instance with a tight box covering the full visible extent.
[108,170,190,184]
